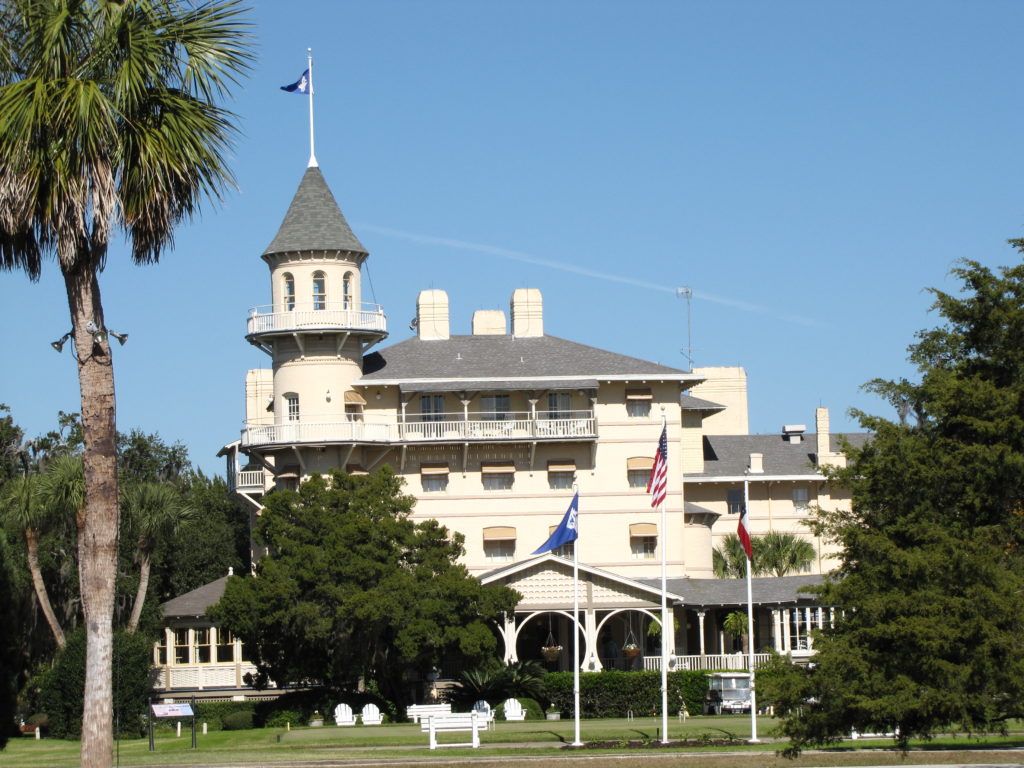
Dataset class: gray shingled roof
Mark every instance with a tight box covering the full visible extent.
[694,433,870,478]
[399,378,600,393]
[263,167,367,258]
[680,395,726,411]
[161,576,228,619]
[637,574,825,607]
[359,335,692,383]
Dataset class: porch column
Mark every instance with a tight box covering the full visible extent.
[697,611,707,655]
[782,608,791,651]
[666,607,678,656]
[584,608,600,671]
[504,615,517,663]
[771,609,781,652]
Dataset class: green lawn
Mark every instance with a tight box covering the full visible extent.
[3,716,1024,768]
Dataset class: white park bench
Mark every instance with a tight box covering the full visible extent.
[420,712,482,749]
[406,703,451,723]
[360,703,383,726]
[333,703,356,726]
[502,698,525,721]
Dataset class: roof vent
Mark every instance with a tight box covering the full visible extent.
[782,424,806,444]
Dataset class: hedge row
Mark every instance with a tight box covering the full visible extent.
[542,670,708,718]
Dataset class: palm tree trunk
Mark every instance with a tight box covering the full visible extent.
[64,264,119,768]
[127,547,152,634]
[24,528,66,649]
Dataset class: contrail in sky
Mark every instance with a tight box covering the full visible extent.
[361,224,821,327]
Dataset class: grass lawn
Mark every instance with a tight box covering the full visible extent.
[3,716,1024,767]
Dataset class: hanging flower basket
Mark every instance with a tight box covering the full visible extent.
[623,644,642,659]
[542,645,562,662]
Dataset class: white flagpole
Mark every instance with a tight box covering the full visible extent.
[571,483,582,747]
[306,48,318,168]
[659,412,669,744]
[743,476,759,743]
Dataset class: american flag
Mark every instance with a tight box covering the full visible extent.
[647,425,668,508]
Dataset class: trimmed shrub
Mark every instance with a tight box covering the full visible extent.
[222,710,255,730]
[263,709,302,728]
[542,670,707,718]
[192,701,257,731]
[39,627,153,739]
[495,697,545,720]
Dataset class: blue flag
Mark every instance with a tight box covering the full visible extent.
[281,69,310,94]
[532,492,579,555]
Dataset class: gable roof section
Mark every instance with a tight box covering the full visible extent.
[480,553,686,604]
[263,166,367,258]
[694,433,869,478]
[360,335,697,385]
[161,576,228,619]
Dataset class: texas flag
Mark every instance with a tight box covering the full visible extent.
[281,69,310,94]
[737,500,753,560]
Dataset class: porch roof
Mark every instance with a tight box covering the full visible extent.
[638,574,825,607]
[161,575,229,619]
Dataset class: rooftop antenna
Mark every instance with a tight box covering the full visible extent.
[676,287,693,371]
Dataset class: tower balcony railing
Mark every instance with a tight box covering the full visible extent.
[240,410,597,448]
[246,302,387,337]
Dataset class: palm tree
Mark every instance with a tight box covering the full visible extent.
[722,610,749,654]
[0,4,251,766]
[712,533,752,578]
[122,482,195,633]
[0,473,66,648]
[755,531,816,577]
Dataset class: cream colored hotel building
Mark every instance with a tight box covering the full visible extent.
[153,165,861,699]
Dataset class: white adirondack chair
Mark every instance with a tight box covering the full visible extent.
[472,699,494,723]
[360,703,383,726]
[503,698,525,721]
[333,703,356,726]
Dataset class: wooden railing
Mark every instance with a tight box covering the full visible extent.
[643,653,774,671]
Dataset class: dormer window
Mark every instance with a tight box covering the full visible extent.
[283,273,295,310]
[312,271,326,310]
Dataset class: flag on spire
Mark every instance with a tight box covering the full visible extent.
[281,69,310,94]
[533,492,579,554]
[737,499,753,559]
[647,425,668,508]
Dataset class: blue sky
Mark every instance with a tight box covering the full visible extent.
[3,1,1023,476]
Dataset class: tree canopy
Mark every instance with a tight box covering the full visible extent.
[763,253,1024,753]
[712,531,815,578]
[211,468,520,710]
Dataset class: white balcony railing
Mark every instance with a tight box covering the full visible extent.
[234,470,267,490]
[246,302,387,336]
[643,653,774,672]
[240,411,597,448]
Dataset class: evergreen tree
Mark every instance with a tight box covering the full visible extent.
[765,253,1024,753]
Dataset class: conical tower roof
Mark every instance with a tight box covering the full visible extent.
[263,167,368,259]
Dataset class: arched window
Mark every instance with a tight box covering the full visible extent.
[282,273,295,310]
[312,271,326,310]
[342,272,353,309]
[284,393,300,421]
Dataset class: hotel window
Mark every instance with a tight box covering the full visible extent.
[549,524,575,558]
[216,629,236,663]
[195,628,211,664]
[173,628,190,664]
[312,271,327,310]
[282,272,295,310]
[627,457,653,488]
[625,387,652,418]
[343,272,354,308]
[156,634,168,665]
[481,394,510,421]
[421,463,449,493]
[547,459,575,490]
[793,487,810,510]
[482,462,515,491]
[727,488,744,515]
[630,523,657,560]
[421,394,445,422]
[483,527,516,562]
[546,392,571,419]
[285,393,300,422]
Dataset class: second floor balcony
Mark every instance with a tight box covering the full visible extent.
[246,301,387,339]
[241,410,597,449]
